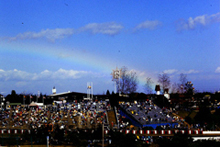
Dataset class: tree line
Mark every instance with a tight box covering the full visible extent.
[111,66,195,95]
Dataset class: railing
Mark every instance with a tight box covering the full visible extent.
[1,128,220,136]
[114,106,119,129]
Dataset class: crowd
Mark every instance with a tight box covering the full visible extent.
[0,99,111,131]
[118,99,193,130]
[119,100,175,125]
[11,106,29,129]
[0,109,10,127]
[0,98,211,146]
[0,98,205,133]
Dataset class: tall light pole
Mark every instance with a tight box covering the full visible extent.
[23,95,25,105]
[111,67,122,94]
[23,91,26,105]
[87,82,93,100]
[0,92,2,110]
[37,91,40,103]
[42,96,44,105]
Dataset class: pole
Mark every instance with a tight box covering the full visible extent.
[87,82,88,98]
[89,82,91,99]
[23,95,25,105]
[31,135,32,147]
[119,69,120,95]
[115,81,117,94]
[47,136,49,147]
[102,123,104,147]
[91,82,93,99]
[37,91,40,103]
[0,95,2,109]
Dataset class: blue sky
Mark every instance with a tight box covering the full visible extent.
[0,0,220,95]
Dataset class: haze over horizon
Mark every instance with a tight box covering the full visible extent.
[0,0,220,95]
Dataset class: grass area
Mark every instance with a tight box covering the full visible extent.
[176,110,198,128]
[107,110,116,124]
[176,111,190,119]
[211,110,216,114]
[177,110,197,120]
[188,111,197,119]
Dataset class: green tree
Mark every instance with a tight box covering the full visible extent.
[158,72,170,93]
[171,82,178,94]
[11,90,16,96]
[144,77,154,94]
[106,90,110,96]
[112,66,138,94]
[185,81,195,95]
[178,73,187,93]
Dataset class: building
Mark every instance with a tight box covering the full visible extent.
[48,91,87,103]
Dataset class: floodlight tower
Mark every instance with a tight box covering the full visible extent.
[87,82,93,100]
[111,67,121,94]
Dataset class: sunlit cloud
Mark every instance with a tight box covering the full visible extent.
[161,69,200,75]
[163,69,178,74]
[0,69,37,81]
[0,68,101,81]
[131,69,158,84]
[183,69,200,74]
[215,67,220,73]
[176,12,220,31]
[4,22,124,42]
[8,28,75,42]
[130,69,149,78]
[79,22,123,35]
[134,20,162,31]
[51,68,88,79]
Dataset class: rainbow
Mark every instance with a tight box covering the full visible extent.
[0,40,156,93]
[1,40,118,71]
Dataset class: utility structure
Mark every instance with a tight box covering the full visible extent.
[111,67,122,94]
[87,82,93,100]
[52,87,56,94]
[155,85,161,95]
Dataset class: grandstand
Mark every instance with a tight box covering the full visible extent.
[118,100,179,129]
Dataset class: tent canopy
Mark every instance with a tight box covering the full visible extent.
[29,102,44,107]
